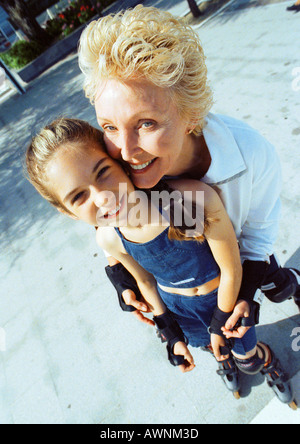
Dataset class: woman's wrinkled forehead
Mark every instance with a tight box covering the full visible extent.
[95,78,175,124]
[96,76,173,101]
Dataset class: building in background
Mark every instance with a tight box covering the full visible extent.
[0,6,17,51]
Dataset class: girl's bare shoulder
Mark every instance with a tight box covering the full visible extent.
[166,178,221,209]
[96,226,125,255]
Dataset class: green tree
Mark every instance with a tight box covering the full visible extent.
[187,0,202,17]
[0,0,52,43]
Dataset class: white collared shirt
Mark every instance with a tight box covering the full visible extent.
[202,113,282,262]
[103,113,282,263]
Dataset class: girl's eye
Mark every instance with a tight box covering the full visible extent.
[70,166,110,206]
[97,166,110,180]
[72,191,85,205]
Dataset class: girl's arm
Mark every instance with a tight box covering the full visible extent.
[96,227,195,372]
[167,179,242,311]
[204,186,243,360]
[202,184,242,313]
[96,227,166,316]
[167,179,243,360]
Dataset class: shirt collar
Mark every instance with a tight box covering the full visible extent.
[202,113,247,185]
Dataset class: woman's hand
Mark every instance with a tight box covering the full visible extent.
[221,300,251,339]
[173,341,196,373]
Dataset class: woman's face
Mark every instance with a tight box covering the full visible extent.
[95,78,194,189]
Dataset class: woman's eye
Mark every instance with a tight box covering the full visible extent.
[103,125,116,132]
[141,121,154,129]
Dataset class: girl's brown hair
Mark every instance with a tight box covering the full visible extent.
[143,181,217,243]
[25,117,105,214]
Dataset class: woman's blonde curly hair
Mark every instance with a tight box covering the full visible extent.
[78,5,213,134]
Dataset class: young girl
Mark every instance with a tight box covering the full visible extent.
[25,118,297,407]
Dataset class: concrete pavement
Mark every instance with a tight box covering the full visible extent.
[0,0,299,424]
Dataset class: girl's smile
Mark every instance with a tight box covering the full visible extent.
[96,193,127,225]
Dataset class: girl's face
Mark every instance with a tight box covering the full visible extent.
[46,141,135,227]
[95,78,195,189]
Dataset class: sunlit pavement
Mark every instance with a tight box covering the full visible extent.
[0,0,299,424]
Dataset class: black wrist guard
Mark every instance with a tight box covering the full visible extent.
[153,311,187,366]
[238,260,269,304]
[105,263,142,312]
[237,260,269,326]
[234,304,260,328]
[209,307,233,337]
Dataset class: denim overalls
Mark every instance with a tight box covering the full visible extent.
[115,227,257,355]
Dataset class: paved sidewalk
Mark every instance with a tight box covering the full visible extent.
[0,0,299,424]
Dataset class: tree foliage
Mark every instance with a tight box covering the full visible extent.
[0,0,52,43]
[187,0,202,17]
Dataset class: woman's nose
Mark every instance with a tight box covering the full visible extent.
[119,131,142,162]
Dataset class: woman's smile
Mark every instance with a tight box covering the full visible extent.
[95,78,196,189]
[129,158,157,173]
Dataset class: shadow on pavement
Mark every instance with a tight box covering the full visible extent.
[202,0,290,25]
[239,314,300,399]
[0,54,97,256]
[285,248,300,270]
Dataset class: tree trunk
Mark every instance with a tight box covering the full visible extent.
[187,0,202,17]
[0,0,52,43]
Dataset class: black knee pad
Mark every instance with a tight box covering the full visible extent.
[234,351,265,375]
[261,267,300,303]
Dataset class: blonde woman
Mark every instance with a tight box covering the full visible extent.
[26,118,298,406]
[78,6,300,334]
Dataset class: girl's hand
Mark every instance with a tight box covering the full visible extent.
[210,333,229,361]
[122,289,155,326]
[173,341,196,373]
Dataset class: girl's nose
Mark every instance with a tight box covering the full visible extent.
[93,188,116,210]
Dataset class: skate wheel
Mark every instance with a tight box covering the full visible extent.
[288,400,298,411]
[233,391,241,400]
